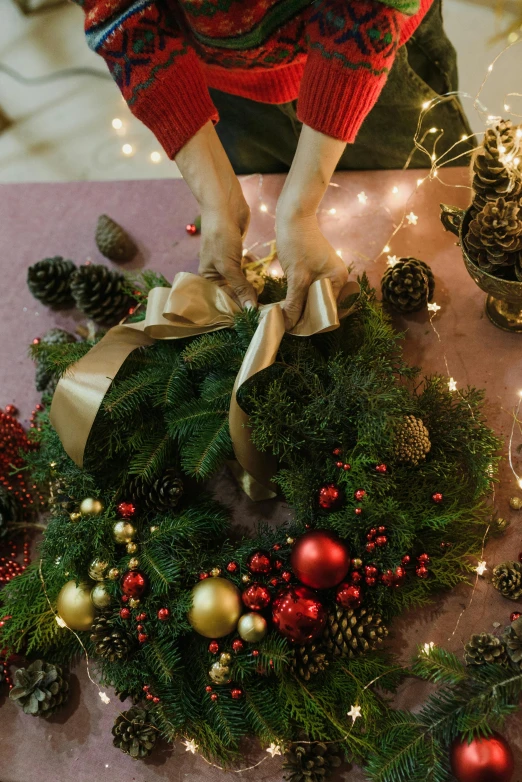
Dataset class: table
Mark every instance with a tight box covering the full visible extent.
[1,169,521,782]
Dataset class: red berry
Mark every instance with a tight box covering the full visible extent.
[142,685,150,692]
[366,532,375,541]
[146,693,154,700]
[364,565,378,578]
[332,447,342,457]
[381,569,395,587]
[401,555,411,565]
[375,536,388,547]
[121,595,129,603]
[231,688,243,699]
[205,685,213,692]
[365,542,376,553]
[157,607,170,621]
[335,583,362,609]
[186,223,198,235]
[350,570,362,584]
[281,571,292,583]
[232,639,244,653]
[226,561,238,573]
[247,551,271,575]
[252,650,259,657]
[137,613,147,621]
[377,526,386,533]
[354,507,363,516]
[416,565,429,579]
[208,641,219,655]
[117,501,136,519]
[343,464,351,471]
[269,577,279,588]
[354,489,366,501]
[138,633,148,643]
[417,553,430,564]
[375,463,387,473]
[119,607,131,619]
[199,572,210,580]
[152,696,160,704]
[4,405,17,416]
[211,693,218,701]
[32,337,41,345]
[318,483,343,511]
[335,461,343,468]
[273,559,283,571]
[137,624,144,632]
[365,577,376,587]
[432,492,443,504]
[511,612,522,622]
[272,544,281,552]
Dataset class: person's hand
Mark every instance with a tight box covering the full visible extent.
[276,212,348,329]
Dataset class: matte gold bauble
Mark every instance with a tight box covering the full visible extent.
[188,577,242,638]
[209,659,231,684]
[69,512,82,523]
[128,557,140,570]
[56,580,96,631]
[90,582,112,609]
[237,612,268,642]
[113,520,136,544]
[108,568,120,581]
[126,542,138,554]
[509,497,522,511]
[88,558,109,581]
[80,497,104,516]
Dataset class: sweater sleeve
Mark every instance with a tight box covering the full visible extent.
[297,0,431,143]
[76,0,218,158]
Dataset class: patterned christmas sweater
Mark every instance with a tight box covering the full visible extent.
[77,0,433,159]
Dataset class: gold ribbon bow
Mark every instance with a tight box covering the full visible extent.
[50,272,360,500]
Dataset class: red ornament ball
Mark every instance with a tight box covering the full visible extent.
[136,612,147,621]
[226,561,239,574]
[186,223,198,235]
[281,571,292,583]
[231,688,243,700]
[211,692,219,701]
[290,530,350,590]
[232,639,244,653]
[205,685,213,692]
[354,508,363,516]
[450,733,514,782]
[511,612,521,622]
[272,586,326,644]
[138,633,148,644]
[375,536,388,547]
[252,649,259,657]
[402,555,411,565]
[335,461,343,469]
[318,483,343,511]
[375,463,387,474]
[208,640,219,655]
[157,607,170,621]
[272,544,281,552]
[417,553,430,564]
[332,447,342,457]
[121,570,148,598]
[4,405,17,416]
[269,577,279,588]
[119,607,131,619]
[242,583,271,611]
[117,501,136,519]
[152,696,160,704]
[365,542,376,553]
[247,551,271,575]
[350,571,362,584]
[199,572,210,580]
[335,583,362,609]
[343,463,351,471]
[432,492,444,504]
[381,570,395,588]
[354,489,366,501]
[416,565,429,579]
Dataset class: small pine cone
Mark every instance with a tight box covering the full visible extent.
[323,606,388,658]
[464,632,507,666]
[283,738,342,782]
[0,485,20,537]
[472,120,522,211]
[503,616,522,668]
[128,468,183,514]
[465,198,522,274]
[95,215,137,263]
[381,258,435,313]
[35,328,77,394]
[27,256,76,309]
[112,706,157,760]
[90,615,135,662]
[492,561,522,600]
[70,264,133,326]
[10,660,69,717]
[290,643,328,681]
[394,415,431,466]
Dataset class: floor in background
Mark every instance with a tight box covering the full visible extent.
[0,0,520,183]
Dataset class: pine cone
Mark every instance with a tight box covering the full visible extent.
[90,615,135,662]
[465,198,522,275]
[472,120,522,211]
[95,215,137,263]
[49,477,75,514]
[112,706,157,760]
[503,616,522,668]
[323,606,388,658]
[0,485,20,537]
[464,632,507,666]
[27,256,76,309]
[35,328,77,394]
[394,415,431,466]
[283,738,342,782]
[127,468,183,514]
[10,660,69,717]
[492,561,522,600]
[381,258,435,313]
[290,643,328,681]
[70,264,133,326]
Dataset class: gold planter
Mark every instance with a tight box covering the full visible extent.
[440,203,522,333]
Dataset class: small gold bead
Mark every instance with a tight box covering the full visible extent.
[150,526,159,534]
[49,461,57,468]
[286,537,294,545]
[69,512,82,523]
[220,653,232,665]
[241,574,251,583]
[126,542,138,554]
[108,568,120,581]
[510,496,522,511]
[128,557,140,570]
[210,567,221,577]
[129,597,140,608]
[352,558,363,569]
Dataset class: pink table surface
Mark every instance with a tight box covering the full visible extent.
[1,169,522,782]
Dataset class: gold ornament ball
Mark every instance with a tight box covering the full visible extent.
[188,577,242,638]
[113,520,136,544]
[509,496,522,511]
[286,537,295,545]
[352,558,363,569]
[210,567,222,577]
[237,612,268,643]
[126,541,138,555]
[88,558,109,581]
[129,597,140,608]
[241,574,251,583]
[80,497,104,516]
[108,568,120,581]
[90,582,112,609]
[209,660,231,685]
[128,557,140,570]
[56,580,96,631]
[69,512,82,523]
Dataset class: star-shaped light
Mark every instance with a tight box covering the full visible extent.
[266,743,283,757]
[357,191,368,204]
[448,377,457,392]
[347,704,362,722]
[423,641,435,655]
[427,302,441,313]
[406,212,418,225]
[183,739,198,754]
[475,561,487,576]
[99,691,110,704]
[387,255,399,267]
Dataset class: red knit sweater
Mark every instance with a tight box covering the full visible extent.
[77,0,433,159]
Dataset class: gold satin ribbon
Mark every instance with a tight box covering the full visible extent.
[50,272,360,500]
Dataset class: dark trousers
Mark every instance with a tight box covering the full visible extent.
[210,0,473,174]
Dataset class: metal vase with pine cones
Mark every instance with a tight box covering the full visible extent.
[492,561,522,600]
[323,606,388,658]
[464,632,507,666]
[465,197,522,279]
[9,660,69,717]
[472,120,522,213]
[112,706,157,759]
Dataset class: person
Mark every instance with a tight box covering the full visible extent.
[74,0,472,327]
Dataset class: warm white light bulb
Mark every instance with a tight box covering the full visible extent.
[499,145,506,154]
[431,153,436,161]
[112,118,123,129]
[383,245,390,253]
[422,100,431,110]
[417,178,423,186]
[429,127,438,134]
[122,143,133,156]
[461,134,468,141]
[488,64,493,72]
[336,250,343,258]
[392,186,399,194]
[505,104,511,112]
[260,204,268,213]
[508,32,519,44]
[518,478,522,490]
[150,151,161,163]
[329,208,337,214]
[515,158,520,166]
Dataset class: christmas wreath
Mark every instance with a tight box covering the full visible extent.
[0,265,505,781]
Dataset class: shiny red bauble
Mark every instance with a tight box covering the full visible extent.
[318,483,343,511]
[226,561,238,573]
[242,583,271,611]
[511,612,522,622]
[335,583,362,609]
[186,223,198,235]
[121,569,148,598]
[117,501,136,519]
[231,688,243,699]
[208,640,219,654]
[232,639,244,653]
[247,551,271,575]
[375,463,387,473]
[354,489,366,501]
[119,607,131,619]
[290,530,350,590]
[272,586,326,644]
[157,607,170,621]
[432,492,444,503]
[450,734,514,782]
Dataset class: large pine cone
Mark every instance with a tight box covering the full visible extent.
[290,643,328,681]
[323,606,388,658]
[70,264,133,326]
[0,485,20,537]
[283,738,342,782]
[465,198,522,274]
[10,660,69,717]
[27,256,76,309]
[112,706,157,760]
[95,215,137,263]
[464,632,507,666]
[492,561,522,600]
[472,120,522,211]
[503,616,522,668]
[394,415,431,466]
[381,258,435,313]
[127,468,183,514]
[35,328,77,394]
[90,615,135,662]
